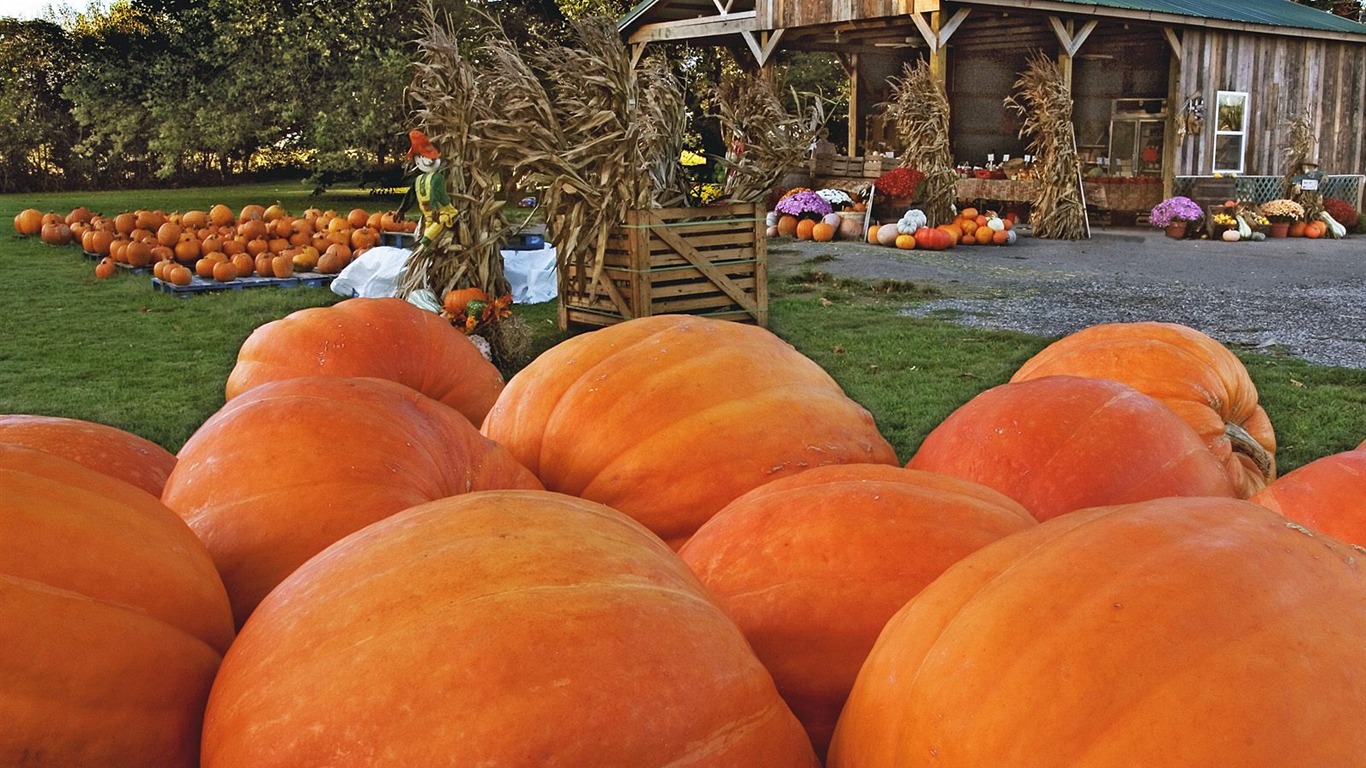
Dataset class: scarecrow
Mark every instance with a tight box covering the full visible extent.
[399,129,459,245]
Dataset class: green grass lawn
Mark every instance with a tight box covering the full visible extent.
[2,182,1362,474]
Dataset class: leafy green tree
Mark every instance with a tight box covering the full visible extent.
[0,18,81,192]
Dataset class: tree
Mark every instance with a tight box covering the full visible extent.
[0,18,81,192]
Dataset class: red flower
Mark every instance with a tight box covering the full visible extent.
[874,167,924,199]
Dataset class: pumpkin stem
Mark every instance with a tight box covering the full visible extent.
[1225,422,1275,481]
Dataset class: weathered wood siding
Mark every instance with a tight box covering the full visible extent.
[758,0,937,28]
[1176,29,1366,175]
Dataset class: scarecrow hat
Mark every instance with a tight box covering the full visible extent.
[407,130,440,161]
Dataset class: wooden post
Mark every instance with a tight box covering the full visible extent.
[1162,28,1182,200]
[844,53,861,156]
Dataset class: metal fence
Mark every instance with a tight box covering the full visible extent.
[1174,175,1365,209]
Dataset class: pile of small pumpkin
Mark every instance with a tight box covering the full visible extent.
[865,206,1019,251]
[12,204,416,283]
[3,300,1365,768]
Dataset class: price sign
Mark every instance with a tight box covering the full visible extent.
[1301,178,1319,191]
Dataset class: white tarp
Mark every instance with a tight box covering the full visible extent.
[501,247,557,304]
[331,245,557,304]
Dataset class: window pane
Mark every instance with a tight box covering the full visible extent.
[1214,134,1244,172]
[1216,93,1246,133]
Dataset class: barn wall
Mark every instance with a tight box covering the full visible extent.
[1176,29,1366,176]
[759,0,938,28]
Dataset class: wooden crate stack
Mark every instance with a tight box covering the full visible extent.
[559,202,767,330]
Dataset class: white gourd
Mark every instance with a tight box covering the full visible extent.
[1320,211,1347,239]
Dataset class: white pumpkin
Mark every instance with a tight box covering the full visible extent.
[765,211,779,227]
[877,222,901,246]
[766,225,780,238]
[1222,229,1241,242]
[822,212,842,229]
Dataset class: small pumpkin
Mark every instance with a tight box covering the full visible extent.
[1222,228,1241,242]
[795,219,817,240]
[812,222,837,242]
[94,257,116,279]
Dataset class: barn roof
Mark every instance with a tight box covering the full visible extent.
[619,0,1366,39]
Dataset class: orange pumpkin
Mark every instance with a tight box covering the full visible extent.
[442,286,489,316]
[0,444,232,767]
[225,297,505,427]
[907,376,1235,521]
[680,465,1034,759]
[829,497,1366,767]
[270,254,294,279]
[94,257,116,279]
[345,208,369,229]
[168,265,193,285]
[480,315,900,548]
[0,414,176,497]
[795,219,817,240]
[200,490,819,768]
[811,222,837,242]
[777,215,799,237]
[238,204,265,223]
[894,233,916,249]
[208,204,235,228]
[866,223,881,244]
[211,260,237,282]
[124,241,153,268]
[1304,220,1327,239]
[1010,321,1277,497]
[1251,445,1366,547]
[163,376,541,627]
[14,208,44,235]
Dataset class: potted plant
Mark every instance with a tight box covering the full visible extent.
[1149,196,1204,239]
[1258,199,1305,238]
[873,167,925,204]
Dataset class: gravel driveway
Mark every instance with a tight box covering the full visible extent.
[768,227,1366,369]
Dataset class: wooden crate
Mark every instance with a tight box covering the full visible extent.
[559,202,767,330]
[812,155,863,177]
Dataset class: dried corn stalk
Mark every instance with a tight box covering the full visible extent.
[1004,53,1087,240]
[714,74,815,204]
[475,16,687,290]
[886,60,956,227]
[1282,112,1323,219]
[402,1,525,362]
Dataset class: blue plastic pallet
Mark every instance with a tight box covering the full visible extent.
[150,272,334,298]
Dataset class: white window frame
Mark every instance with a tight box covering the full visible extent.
[1212,90,1250,175]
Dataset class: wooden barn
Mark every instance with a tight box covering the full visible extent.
[620,0,1366,215]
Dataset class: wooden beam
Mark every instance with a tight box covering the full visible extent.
[849,53,861,156]
[938,7,972,45]
[631,42,646,69]
[1048,16,1098,57]
[627,10,759,45]
[911,11,938,51]
[1162,26,1182,61]
[739,28,785,68]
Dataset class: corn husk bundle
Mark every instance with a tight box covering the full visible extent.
[1282,112,1323,220]
[474,16,688,289]
[1004,52,1087,240]
[713,74,816,204]
[402,3,527,363]
[885,60,956,227]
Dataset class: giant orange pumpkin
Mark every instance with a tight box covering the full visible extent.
[225,297,504,427]
[0,414,176,497]
[907,376,1235,521]
[1250,445,1366,547]
[828,497,1366,767]
[163,376,540,626]
[201,490,819,768]
[680,464,1035,759]
[1010,321,1276,497]
[481,315,900,548]
[0,444,232,767]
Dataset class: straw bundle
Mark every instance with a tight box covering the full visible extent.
[885,60,956,226]
[475,16,687,286]
[1004,52,1087,240]
[1282,112,1323,219]
[402,2,526,363]
[713,74,816,204]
